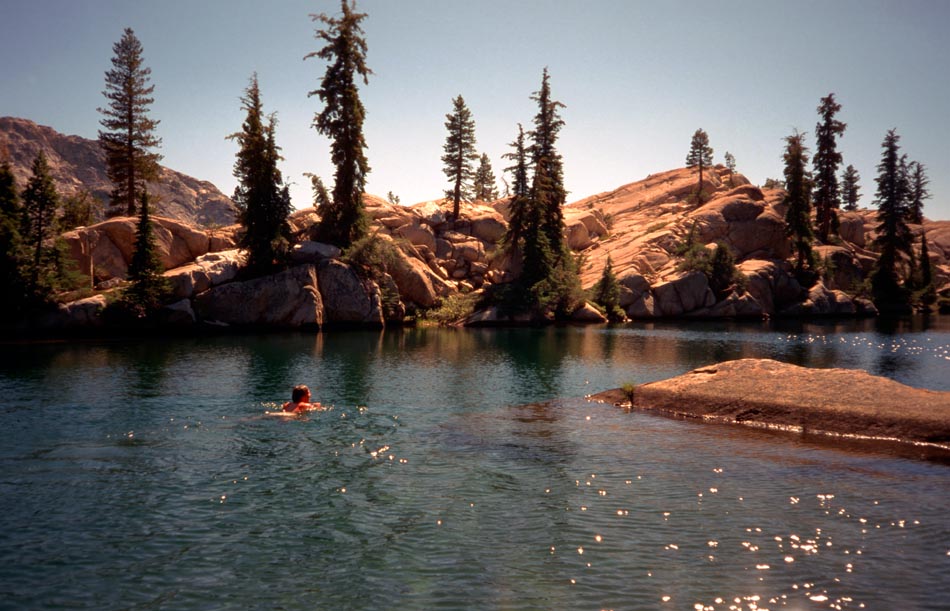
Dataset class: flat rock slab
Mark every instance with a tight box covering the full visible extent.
[590,358,950,446]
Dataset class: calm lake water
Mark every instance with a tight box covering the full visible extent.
[2,318,949,610]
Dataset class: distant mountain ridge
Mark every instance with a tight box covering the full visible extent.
[0,116,238,227]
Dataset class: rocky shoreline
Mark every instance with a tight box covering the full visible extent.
[4,119,950,333]
[589,358,950,458]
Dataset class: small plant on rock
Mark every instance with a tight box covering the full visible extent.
[621,381,637,406]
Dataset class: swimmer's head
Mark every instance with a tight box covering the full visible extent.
[291,385,310,402]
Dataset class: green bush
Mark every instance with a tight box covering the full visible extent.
[675,226,743,298]
[342,234,402,282]
[424,292,480,325]
[621,381,636,405]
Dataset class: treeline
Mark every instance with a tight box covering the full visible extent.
[778,94,933,313]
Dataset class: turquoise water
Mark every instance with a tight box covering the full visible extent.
[1,319,949,610]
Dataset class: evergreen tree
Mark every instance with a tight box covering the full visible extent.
[60,190,100,230]
[841,164,861,211]
[724,151,737,187]
[782,132,814,274]
[98,27,162,217]
[306,0,372,248]
[812,94,846,242]
[0,158,27,317]
[916,234,936,307]
[122,190,169,317]
[529,68,568,263]
[441,95,478,218]
[524,68,580,317]
[20,151,81,303]
[496,71,580,318]
[21,151,60,301]
[905,161,930,224]
[473,153,499,202]
[305,173,332,209]
[870,129,913,310]
[501,124,530,251]
[709,243,739,298]
[685,128,714,204]
[591,256,623,321]
[228,74,291,276]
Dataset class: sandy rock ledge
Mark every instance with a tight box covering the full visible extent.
[589,359,950,448]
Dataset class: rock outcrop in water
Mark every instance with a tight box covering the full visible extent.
[0,117,238,227]
[590,359,950,447]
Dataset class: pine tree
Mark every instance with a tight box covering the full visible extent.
[524,68,580,317]
[501,124,530,251]
[685,129,714,204]
[905,161,930,225]
[724,151,737,187]
[122,190,169,317]
[782,132,813,274]
[21,151,64,303]
[306,173,332,209]
[98,27,162,217]
[812,93,847,242]
[60,190,100,230]
[841,164,861,211]
[529,68,568,262]
[306,0,372,248]
[0,158,27,317]
[870,129,913,310]
[441,95,478,218]
[916,234,936,307]
[473,153,499,202]
[228,74,291,276]
[592,256,622,321]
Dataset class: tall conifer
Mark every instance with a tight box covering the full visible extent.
[522,69,580,317]
[812,93,847,242]
[98,27,162,217]
[441,95,478,219]
[306,0,372,248]
[122,190,169,317]
[501,124,530,251]
[21,151,63,302]
[473,153,499,202]
[870,129,913,309]
[0,158,27,316]
[685,129,714,204]
[782,132,813,273]
[841,164,861,211]
[724,151,737,187]
[905,161,930,225]
[228,74,291,276]
[529,68,568,261]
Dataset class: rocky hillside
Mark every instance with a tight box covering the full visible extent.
[40,165,950,332]
[0,117,238,227]
[564,166,950,318]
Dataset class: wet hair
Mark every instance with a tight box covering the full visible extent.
[291,385,310,402]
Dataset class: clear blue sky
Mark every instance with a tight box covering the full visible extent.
[2,0,948,220]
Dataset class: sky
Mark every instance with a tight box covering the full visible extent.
[2,0,948,220]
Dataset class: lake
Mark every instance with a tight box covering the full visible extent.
[1,318,949,610]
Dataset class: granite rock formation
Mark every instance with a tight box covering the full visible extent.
[0,117,238,226]
[590,358,950,447]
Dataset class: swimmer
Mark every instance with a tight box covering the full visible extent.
[282,385,323,413]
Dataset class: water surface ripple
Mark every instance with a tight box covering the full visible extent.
[1,319,948,610]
